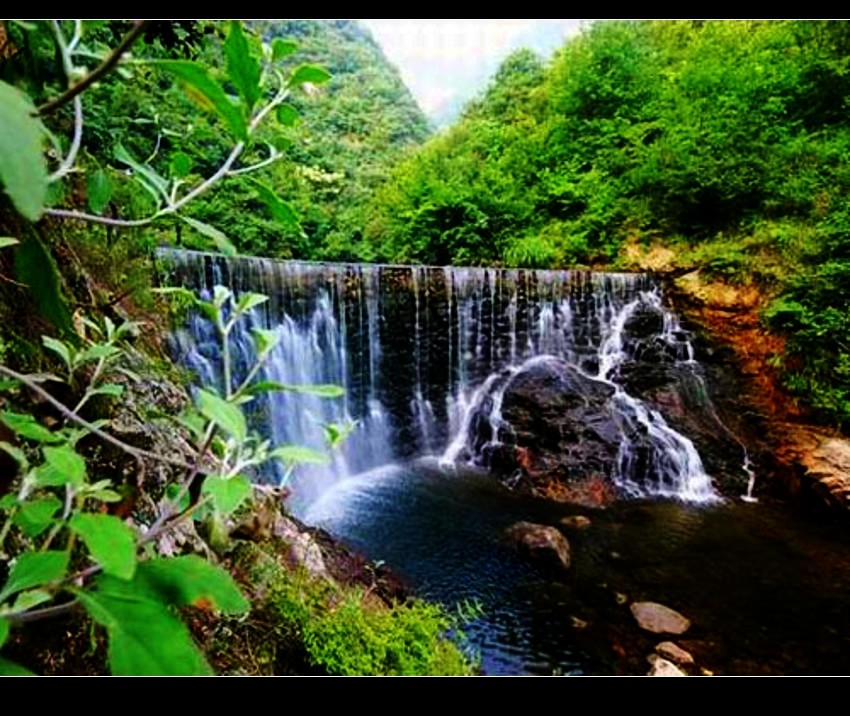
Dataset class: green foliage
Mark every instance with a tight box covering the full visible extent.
[14,228,73,336]
[0,293,320,674]
[765,260,850,426]
[249,554,474,676]
[69,514,137,580]
[157,60,248,141]
[360,19,850,425]
[77,565,216,676]
[0,79,47,220]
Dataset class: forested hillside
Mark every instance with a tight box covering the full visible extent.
[362,20,850,427]
[188,20,430,259]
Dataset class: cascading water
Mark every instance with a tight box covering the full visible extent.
[162,250,719,512]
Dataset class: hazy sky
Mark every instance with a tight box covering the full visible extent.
[360,20,585,126]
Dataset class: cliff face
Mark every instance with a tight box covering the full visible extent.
[667,268,850,514]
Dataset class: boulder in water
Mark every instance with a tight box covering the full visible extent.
[487,358,624,503]
[505,521,571,572]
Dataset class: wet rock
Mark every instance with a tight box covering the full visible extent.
[647,654,687,676]
[477,358,624,504]
[506,521,571,571]
[630,601,691,635]
[656,641,695,666]
[560,515,592,531]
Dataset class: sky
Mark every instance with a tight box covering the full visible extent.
[360,20,585,126]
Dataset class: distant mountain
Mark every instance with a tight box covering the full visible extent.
[262,20,432,259]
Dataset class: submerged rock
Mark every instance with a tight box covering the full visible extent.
[506,521,571,572]
[630,601,691,635]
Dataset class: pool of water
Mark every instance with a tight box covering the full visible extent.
[304,458,850,675]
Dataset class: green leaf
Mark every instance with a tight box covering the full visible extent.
[213,285,232,308]
[158,60,248,141]
[288,64,332,88]
[77,343,120,366]
[224,21,261,113]
[0,79,47,220]
[197,389,247,442]
[269,444,330,467]
[0,411,62,444]
[180,216,237,257]
[0,551,68,602]
[0,494,17,510]
[15,230,73,335]
[272,38,298,62]
[235,292,268,314]
[201,474,252,516]
[164,483,190,513]
[114,143,168,206]
[247,179,303,234]
[0,441,27,468]
[169,151,193,178]
[323,420,356,450]
[76,575,212,676]
[136,555,249,614]
[42,444,86,487]
[42,335,73,372]
[252,328,279,357]
[250,381,344,398]
[90,488,122,503]
[88,383,125,399]
[11,589,52,613]
[0,657,34,676]
[275,103,300,127]
[0,617,8,647]
[87,169,112,214]
[69,513,137,580]
[12,495,61,537]
[0,237,19,249]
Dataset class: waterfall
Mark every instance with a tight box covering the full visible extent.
[162,250,719,511]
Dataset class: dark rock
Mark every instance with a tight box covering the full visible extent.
[506,521,571,571]
[486,358,624,501]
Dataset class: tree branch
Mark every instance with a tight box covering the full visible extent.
[46,21,84,183]
[37,20,151,117]
[0,365,199,472]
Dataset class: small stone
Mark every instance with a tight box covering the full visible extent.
[630,601,691,635]
[615,591,628,606]
[647,655,686,676]
[656,641,694,666]
[610,551,622,560]
[560,515,591,530]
